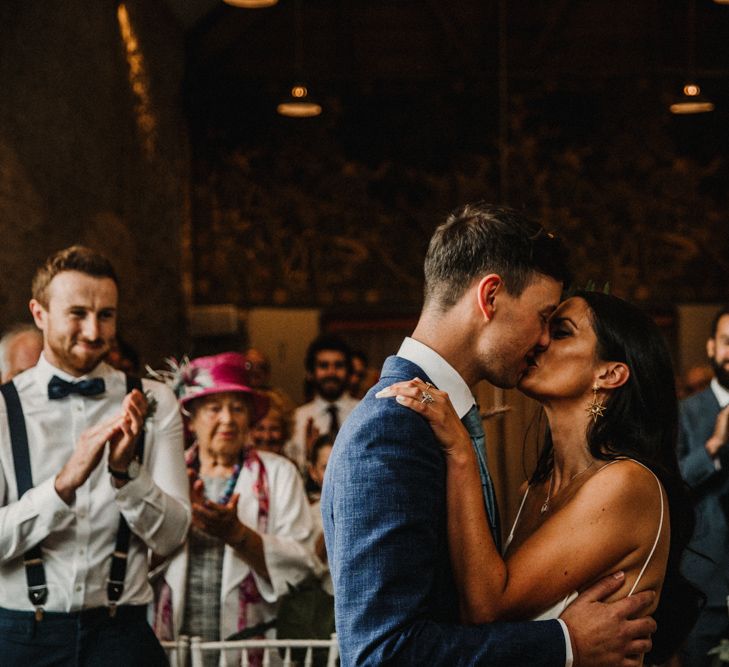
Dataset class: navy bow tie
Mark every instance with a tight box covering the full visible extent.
[48,376,106,400]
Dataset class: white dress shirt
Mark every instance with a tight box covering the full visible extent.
[397,337,573,667]
[711,378,729,409]
[285,394,359,470]
[0,354,191,612]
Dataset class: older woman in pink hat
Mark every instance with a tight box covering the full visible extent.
[151,353,319,664]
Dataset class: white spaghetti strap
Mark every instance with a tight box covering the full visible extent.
[505,458,665,590]
[504,486,530,550]
[627,462,664,596]
[589,459,665,595]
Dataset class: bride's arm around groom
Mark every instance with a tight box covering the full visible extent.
[321,202,657,666]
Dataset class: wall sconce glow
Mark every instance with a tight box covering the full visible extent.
[670,82,715,114]
[117,3,157,157]
[277,84,322,117]
[224,0,278,6]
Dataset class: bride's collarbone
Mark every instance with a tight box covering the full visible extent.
[507,465,611,550]
[537,465,600,516]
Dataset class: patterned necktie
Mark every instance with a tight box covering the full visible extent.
[326,404,340,436]
[48,375,106,400]
[461,404,501,550]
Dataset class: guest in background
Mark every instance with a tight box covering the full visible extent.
[249,391,292,458]
[307,435,334,600]
[348,350,369,399]
[152,353,318,664]
[285,334,358,470]
[683,364,714,398]
[243,348,272,390]
[244,347,296,417]
[0,323,43,382]
[679,305,729,666]
[307,434,333,505]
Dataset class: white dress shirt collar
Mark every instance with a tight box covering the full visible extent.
[397,337,474,418]
[312,393,353,411]
[34,352,110,387]
[711,378,729,408]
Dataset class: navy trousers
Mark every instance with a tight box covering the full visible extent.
[0,605,168,667]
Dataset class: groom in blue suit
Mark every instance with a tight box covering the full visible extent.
[679,305,729,666]
[322,203,657,666]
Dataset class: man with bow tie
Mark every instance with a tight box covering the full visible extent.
[0,245,190,665]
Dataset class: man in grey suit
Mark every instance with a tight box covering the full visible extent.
[323,203,656,666]
[679,304,729,666]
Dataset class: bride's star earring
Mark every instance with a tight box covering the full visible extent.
[586,384,606,423]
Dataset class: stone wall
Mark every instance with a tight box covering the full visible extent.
[0,0,190,366]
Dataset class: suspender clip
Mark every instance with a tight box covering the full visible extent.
[34,606,44,622]
[108,602,117,618]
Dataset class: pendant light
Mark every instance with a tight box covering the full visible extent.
[223,0,278,8]
[277,0,321,117]
[670,0,714,114]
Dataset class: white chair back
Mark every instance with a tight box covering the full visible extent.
[189,634,339,667]
[160,635,190,667]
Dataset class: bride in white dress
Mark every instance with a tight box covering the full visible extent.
[380,291,701,665]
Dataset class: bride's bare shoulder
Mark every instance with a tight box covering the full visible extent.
[578,458,664,514]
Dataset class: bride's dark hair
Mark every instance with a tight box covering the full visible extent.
[530,290,702,664]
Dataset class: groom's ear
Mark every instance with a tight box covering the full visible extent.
[477,274,502,321]
[597,362,630,390]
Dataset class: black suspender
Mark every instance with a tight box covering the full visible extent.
[0,382,48,618]
[0,375,146,619]
[108,375,146,616]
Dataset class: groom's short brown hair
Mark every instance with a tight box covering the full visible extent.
[423,202,571,310]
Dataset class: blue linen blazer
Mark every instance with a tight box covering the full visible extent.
[678,386,729,608]
[321,355,566,666]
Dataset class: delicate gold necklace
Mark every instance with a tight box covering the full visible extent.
[541,460,596,514]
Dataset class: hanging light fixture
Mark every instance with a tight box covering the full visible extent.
[277,0,321,117]
[670,83,715,114]
[713,0,729,5]
[223,0,278,8]
[277,84,322,117]
[670,0,714,114]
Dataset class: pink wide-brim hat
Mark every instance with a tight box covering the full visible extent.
[178,352,269,424]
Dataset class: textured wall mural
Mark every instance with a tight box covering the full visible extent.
[0,0,190,365]
[190,92,728,311]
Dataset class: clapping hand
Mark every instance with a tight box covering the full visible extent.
[107,389,148,473]
[188,469,243,544]
[706,404,729,458]
[54,389,148,503]
[305,417,321,458]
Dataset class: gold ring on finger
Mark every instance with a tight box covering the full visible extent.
[420,391,435,404]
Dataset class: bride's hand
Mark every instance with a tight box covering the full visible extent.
[376,378,473,457]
